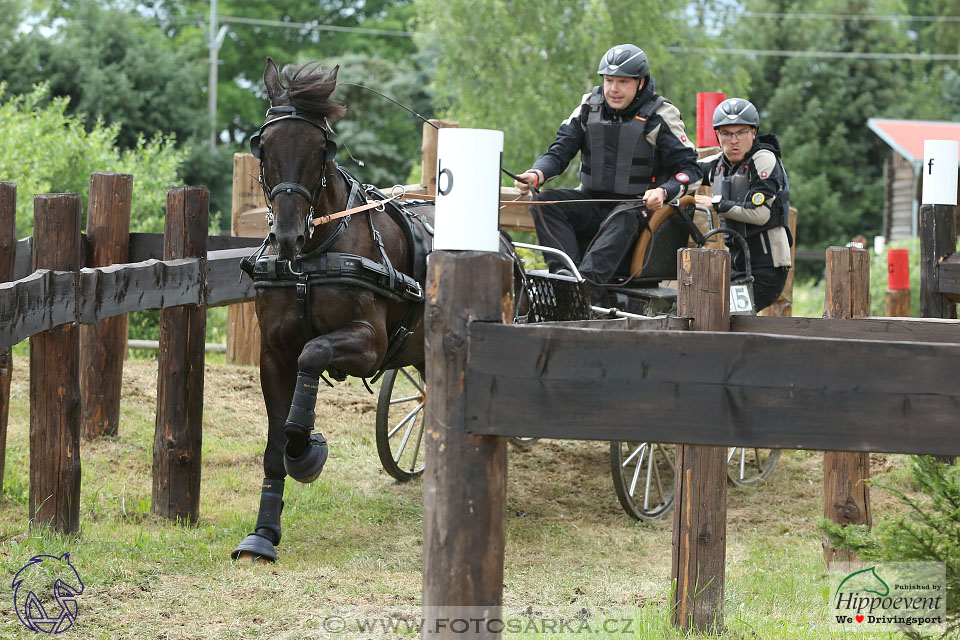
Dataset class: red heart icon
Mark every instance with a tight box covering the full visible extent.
[856,615,864,623]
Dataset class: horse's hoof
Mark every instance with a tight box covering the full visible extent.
[231,533,277,563]
[284,432,328,483]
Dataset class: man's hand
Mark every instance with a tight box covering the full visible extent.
[642,187,667,211]
[694,194,713,209]
[514,170,542,196]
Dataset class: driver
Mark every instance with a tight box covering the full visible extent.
[695,98,792,311]
[514,44,701,301]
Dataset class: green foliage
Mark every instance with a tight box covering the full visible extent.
[413,0,723,188]
[0,0,207,150]
[0,84,186,236]
[820,456,959,637]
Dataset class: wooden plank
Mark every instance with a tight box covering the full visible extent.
[423,251,509,638]
[29,193,82,533]
[730,315,960,343]
[0,252,252,348]
[822,246,871,565]
[671,248,728,633]
[939,251,960,302]
[129,231,262,262]
[461,324,960,456]
[0,182,15,490]
[920,204,957,319]
[81,172,132,439]
[152,187,208,524]
[205,248,257,307]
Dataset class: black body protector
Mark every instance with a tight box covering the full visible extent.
[579,86,668,196]
[711,134,791,272]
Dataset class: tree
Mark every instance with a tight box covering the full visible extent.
[0,84,187,236]
[720,0,922,249]
[0,0,207,150]
[413,0,734,188]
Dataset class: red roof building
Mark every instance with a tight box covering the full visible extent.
[867,118,960,240]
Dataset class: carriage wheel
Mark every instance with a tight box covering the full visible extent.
[610,441,677,521]
[726,447,781,486]
[376,367,426,482]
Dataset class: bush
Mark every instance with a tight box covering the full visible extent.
[0,83,186,236]
[820,456,959,638]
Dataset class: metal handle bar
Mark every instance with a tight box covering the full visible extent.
[695,205,754,283]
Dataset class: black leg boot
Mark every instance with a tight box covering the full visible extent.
[232,478,284,562]
[283,373,329,483]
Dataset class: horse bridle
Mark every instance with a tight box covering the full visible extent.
[250,105,339,236]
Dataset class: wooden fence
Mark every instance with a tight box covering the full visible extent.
[0,177,260,531]
[423,203,959,637]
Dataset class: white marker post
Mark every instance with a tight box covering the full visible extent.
[433,128,504,252]
[921,139,959,206]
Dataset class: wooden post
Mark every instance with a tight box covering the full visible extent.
[822,246,872,565]
[420,119,459,196]
[80,172,132,438]
[227,153,266,365]
[0,183,16,491]
[29,193,82,532]
[422,251,511,639]
[671,248,730,633]
[152,186,208,523]
[919,204,957,320]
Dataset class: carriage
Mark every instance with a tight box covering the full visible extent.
[375,195,781,521]
[233,58,779,563]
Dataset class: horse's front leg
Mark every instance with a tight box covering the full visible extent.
[233,348,297,563]
[284,320,386,483]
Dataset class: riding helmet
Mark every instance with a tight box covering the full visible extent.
[597,44,649,78]
[712,98,760,130]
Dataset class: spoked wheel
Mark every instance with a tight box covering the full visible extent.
[610,441,677,521]
[376,366,426,482]
[726,447,780,486]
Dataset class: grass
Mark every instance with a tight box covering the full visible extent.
[0,355,928,639]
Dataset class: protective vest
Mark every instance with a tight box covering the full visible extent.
[579,87,667,196]
[715,140,791,270]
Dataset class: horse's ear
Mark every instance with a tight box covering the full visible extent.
[327,64,340,85]
[264,57,282,104]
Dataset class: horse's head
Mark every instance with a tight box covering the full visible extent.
[253,58,345,260]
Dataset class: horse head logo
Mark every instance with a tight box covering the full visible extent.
[836,566,890,598]
[11,553,84,634]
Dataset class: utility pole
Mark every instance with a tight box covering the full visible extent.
[208,0,229,148]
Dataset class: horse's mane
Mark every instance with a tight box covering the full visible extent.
[276,61,346,122]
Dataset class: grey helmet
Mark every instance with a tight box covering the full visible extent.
[713,98,759,129]
[597,44,649,78]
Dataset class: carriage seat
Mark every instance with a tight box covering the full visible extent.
[618,195,698,286]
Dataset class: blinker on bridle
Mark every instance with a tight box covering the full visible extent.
[251,105,339,236]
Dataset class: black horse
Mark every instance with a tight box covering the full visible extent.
[232,59,525,563]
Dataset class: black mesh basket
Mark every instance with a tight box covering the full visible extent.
[522,272,592,323]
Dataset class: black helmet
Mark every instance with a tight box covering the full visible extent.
[597,44,649,78]
[712,98,759,129]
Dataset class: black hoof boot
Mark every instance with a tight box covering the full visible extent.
[232,479,283,563]
[283,427,328,483]
[232,532,277,563]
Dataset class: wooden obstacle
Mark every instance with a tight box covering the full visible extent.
[424,244,960,637]
[0,179,260,531]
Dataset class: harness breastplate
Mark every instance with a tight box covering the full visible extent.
[579,87,665,196]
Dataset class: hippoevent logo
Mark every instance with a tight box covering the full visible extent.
[829,562,945,634]
[11,553,84,634]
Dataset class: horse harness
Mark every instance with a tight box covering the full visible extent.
[242,119,434,383]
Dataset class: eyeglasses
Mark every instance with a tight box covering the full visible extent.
[717,128,753,141]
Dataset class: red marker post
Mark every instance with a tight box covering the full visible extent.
[886,248,911,316]
[696,92,726,148]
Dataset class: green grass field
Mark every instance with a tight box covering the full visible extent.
[0,354,924,639]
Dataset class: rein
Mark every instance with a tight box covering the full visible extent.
[311,187,405,227]
[396,192,645,207]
